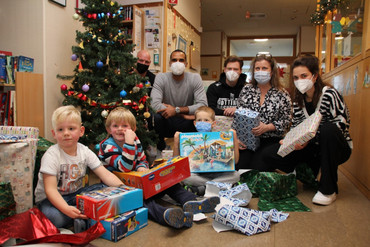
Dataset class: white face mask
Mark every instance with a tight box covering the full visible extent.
[171,62,186,75]
[294,75,314,94]
[254,71,271,84]
[226,70,239,82]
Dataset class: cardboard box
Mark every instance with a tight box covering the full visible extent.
[76,185,143,221]
[179,131,235,173]
[278,111,322,157]
[233,108,260,151]
[114,156,190,199]
[89,207,148,242]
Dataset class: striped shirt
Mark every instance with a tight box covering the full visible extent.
[292,87,352,148]
[98,136,149,172]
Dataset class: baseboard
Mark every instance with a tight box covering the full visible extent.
[339,166,370,200]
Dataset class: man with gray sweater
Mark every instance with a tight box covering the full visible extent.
[150,49,207,151]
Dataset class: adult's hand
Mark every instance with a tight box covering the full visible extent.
[223,107,236,117]
[252,122,273,136]
[157,104,176,119]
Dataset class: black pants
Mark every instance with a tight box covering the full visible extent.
[153,113,196,150]
[143,183,196,226]
[255,123,351,194]
[236,137,281,170]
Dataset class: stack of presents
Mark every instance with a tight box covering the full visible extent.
[78,156,191,242]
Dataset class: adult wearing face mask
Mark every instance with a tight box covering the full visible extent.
[206,56,246,116]
[254,55,352,206]
[233,53,292,170]
[150,49,207,151]
[135,50,156,95]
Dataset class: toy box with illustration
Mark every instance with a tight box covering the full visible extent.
[89,207,148,242]
[76,185,143,221]
[179,131,235,173]
[113,156,190,199]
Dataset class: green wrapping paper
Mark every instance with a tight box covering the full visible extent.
[295,163,319,189]
[258,197,311,212]
[240,170,311,212]
[0,182,16,221]
[34,137,55,195]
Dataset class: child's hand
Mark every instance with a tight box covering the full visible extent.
[137,167,149,172]
[124,129,136,145]
[63,205,88,219]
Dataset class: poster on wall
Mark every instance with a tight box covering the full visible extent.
[177,35,187,53]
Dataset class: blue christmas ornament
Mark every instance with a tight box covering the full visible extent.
[120,90,127,98]
[96,60,104,68]
[95,144,100,151]
[71,54,78,61]
[101,13,105,18]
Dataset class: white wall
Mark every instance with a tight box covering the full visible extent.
[201,31,222,55]
[43,1,84,140]
[173,0,201,32]
[0,0,44,73]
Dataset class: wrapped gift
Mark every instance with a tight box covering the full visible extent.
[76,185,143,221]
[89,207,148,242]
[213,116,233,132]
[233,108,260,151]
[278,111,322,157]
[114,156,190,199]
[179,131,235,173]
[0,126,39,213]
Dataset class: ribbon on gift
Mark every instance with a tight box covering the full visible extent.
[213,205,289,236]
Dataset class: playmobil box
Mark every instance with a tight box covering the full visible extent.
[233,108,260,151]
[113,156,190,199]
[179,131,235,173]
[278,111,322,157]
[76,185,143,221]
[89,207,148,242]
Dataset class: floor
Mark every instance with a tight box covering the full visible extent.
[88,171,369,247]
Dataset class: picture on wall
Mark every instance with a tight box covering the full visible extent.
[177,35,187,53]
[49,0,66,7]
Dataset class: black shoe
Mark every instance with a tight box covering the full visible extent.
[74,219,87,233]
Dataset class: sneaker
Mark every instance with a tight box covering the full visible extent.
[312,191,336,205]
[163,208,193,228]
[74,218,87,233]
[184,185,205,196]
[183,196,220,214]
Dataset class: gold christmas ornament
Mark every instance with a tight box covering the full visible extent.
[139,104,144,110]
[143,112,151,118]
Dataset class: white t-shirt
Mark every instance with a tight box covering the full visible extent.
[34,143,102,203]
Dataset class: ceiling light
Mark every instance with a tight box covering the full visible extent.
[254,39,268,42]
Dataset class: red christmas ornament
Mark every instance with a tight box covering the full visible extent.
[92,13,97,19]
[61,84,67,91]
[82,95,87,101]
[78,93,83,99]
[68,91,75,96]
[138,83,144,89]
[78,62,83,72]
[91,101,97,106]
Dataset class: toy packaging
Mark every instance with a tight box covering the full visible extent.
[76,185,143,221]
[233,108,260,151]
[278,111,322,157]
[89,207,148,242]
[179,131,235,173]
[113,156,190,199]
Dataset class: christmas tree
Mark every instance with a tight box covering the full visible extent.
[59,0,157,151]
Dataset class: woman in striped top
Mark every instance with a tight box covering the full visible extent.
[258,55,352,206]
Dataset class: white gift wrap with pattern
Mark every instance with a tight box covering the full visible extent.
[278,111,322,157]
[233,108,260,151]
[213,116,233,132]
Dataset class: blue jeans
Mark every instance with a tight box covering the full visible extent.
[37,183,106,228]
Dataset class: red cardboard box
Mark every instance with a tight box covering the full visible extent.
[113,156,190,199]
[76,185,143,221]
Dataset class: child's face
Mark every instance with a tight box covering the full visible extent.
[107,120,135,143]
[52,118,84,150]
[194,111,214,124]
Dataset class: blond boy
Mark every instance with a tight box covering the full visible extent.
[34,105,123,228]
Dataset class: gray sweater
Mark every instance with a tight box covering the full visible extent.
[150,72,207,115]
